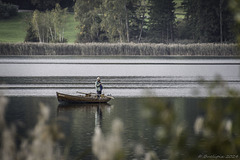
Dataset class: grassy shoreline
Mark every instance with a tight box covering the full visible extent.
[0,43,239,56]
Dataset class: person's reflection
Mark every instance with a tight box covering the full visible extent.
[57,103,113,129]
[95,105,102,128]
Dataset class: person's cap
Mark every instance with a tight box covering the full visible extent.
[97,77,100,80]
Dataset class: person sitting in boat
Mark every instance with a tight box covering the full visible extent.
[95,77,103,96]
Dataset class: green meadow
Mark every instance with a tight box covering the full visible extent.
[63,13,79,43]
[0,12,29,43]
[0,12,78,43]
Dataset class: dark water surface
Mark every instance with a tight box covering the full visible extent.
[1,56,240,159]
[5,96,206,159]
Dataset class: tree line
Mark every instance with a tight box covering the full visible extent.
[180,0,236,43]
[8,0,239,43]
[73,0,176,43]
[1,0,74,11]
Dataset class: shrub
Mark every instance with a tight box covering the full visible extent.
[0,1,18,19]
[24,21,39,42]
[143,77,240,159]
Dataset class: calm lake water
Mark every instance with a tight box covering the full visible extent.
[0,56,240,97]
[1,56,240,159]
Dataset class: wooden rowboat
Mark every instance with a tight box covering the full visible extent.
[56,92,114,104]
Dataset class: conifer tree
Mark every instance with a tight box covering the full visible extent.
[131,0,150,42]
[183,0,235,42]
[148,0,176,43]
[229,0,240,44]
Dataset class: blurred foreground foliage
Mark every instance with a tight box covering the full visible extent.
[92,119,125,160]
[0,98,65,160]
[1,76,240,160]
[144,77,240,159]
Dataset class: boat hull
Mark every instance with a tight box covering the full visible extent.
[56,92,112,104]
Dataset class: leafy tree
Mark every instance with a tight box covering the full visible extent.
[100,0,130,42]
[51,3,68,42]
[74,0,148,43]
[100,0,145,43]
[32,10,47,42]
[74,0,103,42]
[27,4,68,43]
[148,0,176,43]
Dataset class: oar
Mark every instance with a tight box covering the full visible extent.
[104,95,115,99]
[76,91,91,95]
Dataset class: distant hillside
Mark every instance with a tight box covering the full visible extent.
[0,12,78,43]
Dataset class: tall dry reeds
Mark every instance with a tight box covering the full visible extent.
[92,119,124,160]
[92,119,158,160]
[0,97,65,160]
[0,43,239,56]
[0,96,158,160]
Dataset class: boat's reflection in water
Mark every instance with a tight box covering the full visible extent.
[57,103,113,128]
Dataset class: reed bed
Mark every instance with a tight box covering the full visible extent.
[0,43,239,56]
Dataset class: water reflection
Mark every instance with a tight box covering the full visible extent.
[57,103,111,111]
[56,103,113,159]
[95,106,102,128]
[57,103,112,127]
